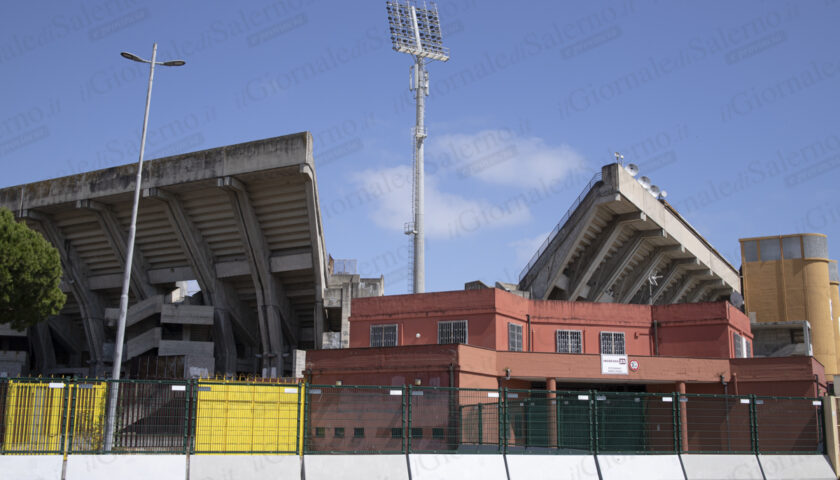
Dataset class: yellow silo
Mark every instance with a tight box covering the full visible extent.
[830,260,840,375]
[740,234,836,379]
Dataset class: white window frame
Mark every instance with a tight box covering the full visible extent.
[734,332,746,358]
[508,323,523,352]
[556,330,583,354]
[370,324,398,347]
[438,320,468,345]
[600,331,625,355]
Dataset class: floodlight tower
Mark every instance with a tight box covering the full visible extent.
[386,0,449,294]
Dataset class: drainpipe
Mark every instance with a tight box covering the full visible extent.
[526,314,532,352]
[653,320,659,356]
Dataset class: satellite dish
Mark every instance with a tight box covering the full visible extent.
[659,190,668,199]
[638,176,651,189]
[649,185,661,197]
[729,291,744,309]
[624,163,639,177]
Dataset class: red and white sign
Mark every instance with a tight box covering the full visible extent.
[629,360,639,372]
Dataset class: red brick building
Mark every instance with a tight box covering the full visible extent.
[306,288,827,397]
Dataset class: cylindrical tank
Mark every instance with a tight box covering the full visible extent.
[802,235,835,379]
[829,260,840,376]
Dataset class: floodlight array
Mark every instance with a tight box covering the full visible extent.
[387,1,450,61]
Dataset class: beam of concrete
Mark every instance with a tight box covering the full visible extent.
[529,196,618,300]
[21,210,106,373]
[219,176,296,375]
[301,164,327,349]
[87,273,123,290]
[46,316,83,354]
[147,266,195,284]
[76,199,158,300]
[29,321,56,371]
[144,187,255,375]
[566,212,646,301]
[618,245,684,303]
[664,269,711,305]
[688,279,726,303]
[649,258,699,304]
[703,287,732,302]
[589,229,665,302]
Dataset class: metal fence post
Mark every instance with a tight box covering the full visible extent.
[591,390,599,454]
[59,380,72,455]
[183,379,193,455]
[302,383,311,455]
[477,402,483,446]
[407,384,413,453]
[401,385,407,454]
[296,383,303,455]
[672,393,681,453]
[503,387,509,454]
[497,388,503,453]
[750,394,758,454]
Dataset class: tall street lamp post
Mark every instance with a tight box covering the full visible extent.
[103,43,185,451]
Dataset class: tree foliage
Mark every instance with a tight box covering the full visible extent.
[0,207,66,329]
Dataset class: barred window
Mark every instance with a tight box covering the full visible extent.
[734,332,744,358]
[370,324,398,347]
[508,323,523,351]
[556,330,583,354]
[438,320,468,344]
[600,332,625,355]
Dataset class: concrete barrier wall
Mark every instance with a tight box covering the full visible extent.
[304,454,408,480]
[506,455,598,480]
[759,454,836,480]
[409,454,507,480]
[597,455,685,480]
[0,455,64,480]
[65,455,187,480]
[681,454,763,480]
[191,455,300,480]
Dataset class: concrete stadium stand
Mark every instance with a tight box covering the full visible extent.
[758,454,836,480]
[0,455,64,480]
[409,454,507,480]
[505,455,598,480]
[304,454,408,480]
[681,454,763,479]
[190,455,301,480]
[597,455,686,480]
[65,455,186,480]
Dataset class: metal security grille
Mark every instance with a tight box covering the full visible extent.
[734,333,744,358]
[556,330,582,354]
[438,320,467,344]
[508,323,523,352]
[600,332,625,354]
[370,324,398,347]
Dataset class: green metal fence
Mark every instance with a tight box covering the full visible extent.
[0,378,827,456]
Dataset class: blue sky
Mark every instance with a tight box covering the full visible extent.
[2,0,839,295]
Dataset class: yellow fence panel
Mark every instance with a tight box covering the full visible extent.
[194,381,303,454]
[2,381,66,453]
[66,382,108,452]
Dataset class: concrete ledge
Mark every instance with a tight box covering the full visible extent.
[305,454,407,480]
[759,454,836,480]
[0,455,63,480]
[191,455,300,480]
[506,455,598,480]
[597,455,685,480]
[409,454,507,480]
[681,454,762,479]
[65,455,186,480]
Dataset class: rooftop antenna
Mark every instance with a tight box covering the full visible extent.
[614,151,624,165]
[638,175,652,190]
[647,273,662,303]
[387,0,449,294]
[624,163,639,177]
[649,185,661,198]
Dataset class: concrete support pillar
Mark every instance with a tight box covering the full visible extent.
[677,381,689,451]
[823,396,840,477]
[547,378,557,448]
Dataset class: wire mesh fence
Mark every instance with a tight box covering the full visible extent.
[0,379,829,456]
[192,380,302,454]
[755,396,824,454]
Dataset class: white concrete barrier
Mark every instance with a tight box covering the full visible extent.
[0,455,64,480]
[506,455,598,480]
[304,455,407,480]
[190,455,300,480]
[681,454,763,479]
[597,455,685,480]
[409,454,507,480]
[65,455,186,480]
[759,454,836,480]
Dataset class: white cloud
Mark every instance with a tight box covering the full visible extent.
[509,231,550,266]
[349,165,531,239]
[429,129,586,188]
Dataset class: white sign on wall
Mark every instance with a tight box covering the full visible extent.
[601,354,629,375]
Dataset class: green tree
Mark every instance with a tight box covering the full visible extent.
[0,207,66,329]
